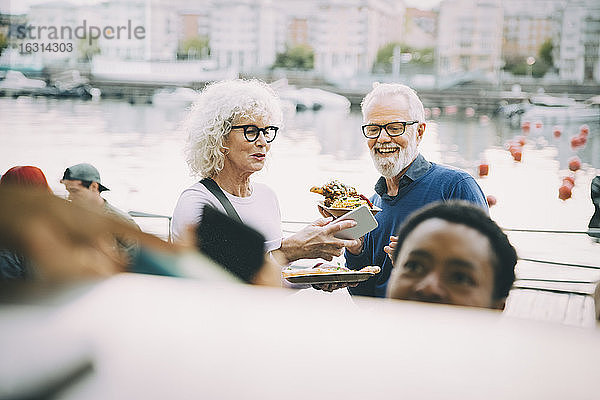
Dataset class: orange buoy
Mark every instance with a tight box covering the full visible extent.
[580,124,589,136]
[552,125,562,138]
[570,135,586,150]
[521,121,531,132]
[478,163,489,177]
[444,105,457,115]
[486,195,497,207]
[508,142,522,162]
[535,121,543,129]
[558,184,572,200]
[511,148,522,162]
[568,156,581,172]
[562,176,575,188]
[515,135,526,146]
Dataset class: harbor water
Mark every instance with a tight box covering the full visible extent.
[1,96,598,279]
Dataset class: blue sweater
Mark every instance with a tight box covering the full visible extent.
[345,156,488,298]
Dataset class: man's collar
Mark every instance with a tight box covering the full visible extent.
[403,153,431,181]
[374,153,431,197]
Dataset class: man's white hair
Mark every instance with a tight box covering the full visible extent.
[183,79,283,178]
[360,82,425,122]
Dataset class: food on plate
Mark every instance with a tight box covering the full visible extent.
[310,180,373,209]
[281,263,381,278]
[359,265,381,274]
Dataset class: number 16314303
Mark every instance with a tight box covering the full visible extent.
[19,42,73,53]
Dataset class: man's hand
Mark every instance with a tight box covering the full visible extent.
[280,217,361,262]
[383,235,398,265]
[345,236,364,255]
[312,282,359,292]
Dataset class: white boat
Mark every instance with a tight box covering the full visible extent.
[520,95,600,123]
[152,87,201,108]
[297,88,350,110]
[0,70,46,93]
[276,87,318,111]
[273,80,350,112]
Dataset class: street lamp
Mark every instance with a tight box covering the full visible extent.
[526,56,536,78]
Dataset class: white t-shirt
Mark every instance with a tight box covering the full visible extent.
[171,181,283,252]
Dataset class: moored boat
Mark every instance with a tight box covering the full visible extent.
[520,95,600,123]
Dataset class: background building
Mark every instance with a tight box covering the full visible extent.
[209,0,278,72]
[436,0,503,78]
[310,0,404,78]
[207,0,404,77]
[95,0,178,61]
[402,7,437,50]
[553,0,600,83]
[501,0,566,61]
[26,1,80,63]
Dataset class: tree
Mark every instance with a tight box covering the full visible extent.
[0,32,8,57]
[272,44,314,70]
[177,36,209,60]
[373,42,399,72]
[503,56,549,78]
[539,39,553,67]
[77,37,100,62]
[372,43,434,73]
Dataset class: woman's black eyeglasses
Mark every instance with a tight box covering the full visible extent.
[361,121,419,139]
[231,125,279,143]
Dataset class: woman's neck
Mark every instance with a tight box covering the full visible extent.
[213,171,252,197]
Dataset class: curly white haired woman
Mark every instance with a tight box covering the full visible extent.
[171,79,360,264]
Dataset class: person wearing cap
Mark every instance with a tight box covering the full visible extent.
[61,163,139,255]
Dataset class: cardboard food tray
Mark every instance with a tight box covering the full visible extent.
[317,200,381,218]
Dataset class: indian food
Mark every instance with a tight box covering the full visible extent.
[310,180,373,209]
[282,263,381,277]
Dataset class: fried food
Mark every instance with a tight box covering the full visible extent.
[310,180,373,209]
[282,264,381,277]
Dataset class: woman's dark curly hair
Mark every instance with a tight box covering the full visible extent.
[392,201,517,300]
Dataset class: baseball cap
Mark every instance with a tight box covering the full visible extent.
[61,163,109,192]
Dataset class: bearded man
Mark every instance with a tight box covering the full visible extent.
[344,83,488,298]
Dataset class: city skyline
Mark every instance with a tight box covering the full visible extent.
[2,0,442,15]
[1,0,599,84]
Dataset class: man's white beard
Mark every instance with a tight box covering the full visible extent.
[370,135,418,178]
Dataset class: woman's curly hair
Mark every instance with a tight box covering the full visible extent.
[183,79,283,178]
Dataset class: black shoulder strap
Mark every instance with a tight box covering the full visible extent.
[200,178,243,223]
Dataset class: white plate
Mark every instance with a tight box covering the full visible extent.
[317,200,381,218]
[284,271,375,285]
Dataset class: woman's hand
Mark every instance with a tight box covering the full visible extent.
[279,217,361,262]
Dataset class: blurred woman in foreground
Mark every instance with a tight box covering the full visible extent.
[0,166,52,280]
[0,166,52,191]
[0,184,282,286]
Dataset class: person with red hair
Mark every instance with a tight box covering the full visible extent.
[0,166,52,192]
[0,165,52,280]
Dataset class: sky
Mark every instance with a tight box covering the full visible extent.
[1,0,443,14]
[404,0,442,9]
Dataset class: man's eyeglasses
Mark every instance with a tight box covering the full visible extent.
[231,125,279,143]
[361,121,419,139]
